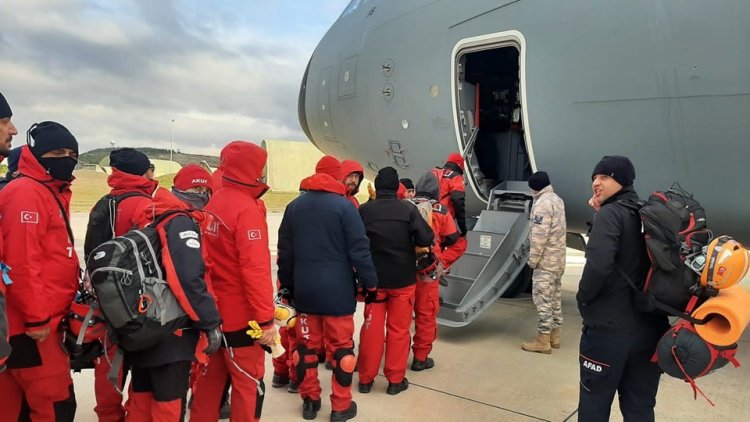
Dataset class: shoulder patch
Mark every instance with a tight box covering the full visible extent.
[179,230,199,240]
[248,229,262,241]
[21,211,39,224]
[533,215,544,225]
[185,238,201,249]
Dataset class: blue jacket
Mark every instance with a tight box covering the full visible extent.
[277,174,378,316]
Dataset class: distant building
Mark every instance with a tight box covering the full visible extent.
[262,140,324,192]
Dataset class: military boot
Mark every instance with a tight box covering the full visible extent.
[521,332,552,354]
[550,328,561,349]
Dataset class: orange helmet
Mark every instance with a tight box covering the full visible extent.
[701,235,749,290]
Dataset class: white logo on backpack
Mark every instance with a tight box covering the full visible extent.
[185,238,200,249]
[179,230,199,240]
[94,251,106,260]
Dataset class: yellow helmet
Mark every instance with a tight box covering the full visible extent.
[701,235,749,290]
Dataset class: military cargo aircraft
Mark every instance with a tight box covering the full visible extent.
[298,0,750,326]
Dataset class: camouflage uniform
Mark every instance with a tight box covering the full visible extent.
[528,185,566,334]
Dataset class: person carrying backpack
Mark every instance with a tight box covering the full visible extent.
[119,187,222,421]
[408,172,460,372]
[0,122,80,421]
[86,147,157,422]
[576,155,670,422]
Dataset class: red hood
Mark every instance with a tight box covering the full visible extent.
[17,145,73,190]
[299,175,312,191]
[305,173,347,195]
[397,183,407,199]
[341,159,364,195]
[212,167,224,191]
[220,141,269,199]
[108,168,158,196]
[137,187,215,230]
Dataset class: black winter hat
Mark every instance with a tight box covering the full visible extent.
[0,92,11,118]
[375,167,399,191]
[399,178,414,190]
[27,121,78,158]
[110,148,151,176]
[528,171,550,192]
[592,155,635,187]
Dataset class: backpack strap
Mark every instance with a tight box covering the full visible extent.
[670,345,716,406]
[107,347,126,394]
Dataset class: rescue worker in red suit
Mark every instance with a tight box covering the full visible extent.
[357,167,433,396]
[191,141,278,422]
[90,148,157,422]
[341,159,364,208]
[0,92,17,372]
[123,188,221,421]
[408,175,462,372]
[434,153,468,269]
[0,121,81,421]
[278,155,378,421]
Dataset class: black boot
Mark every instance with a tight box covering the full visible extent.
[288,380,299,393]
[411,357,435,371]
[272,374,290,388]
[358,381,373,394]
[303,397,321,420]
[386,378,409,395]
[330,401,357,422]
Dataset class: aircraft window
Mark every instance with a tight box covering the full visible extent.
[341,0,371,18]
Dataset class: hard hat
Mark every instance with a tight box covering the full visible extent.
[67,301,107,343]
[701,235,749,290]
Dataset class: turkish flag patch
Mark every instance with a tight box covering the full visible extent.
[248,229,262,241]
[21,211,39,224]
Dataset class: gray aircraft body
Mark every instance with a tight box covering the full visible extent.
[298,0,750,326]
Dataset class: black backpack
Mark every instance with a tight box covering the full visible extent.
[619,185,713,322]
[84,192,149,261]
[86,211,192,352]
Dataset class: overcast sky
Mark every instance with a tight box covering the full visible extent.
[0,0,351,155]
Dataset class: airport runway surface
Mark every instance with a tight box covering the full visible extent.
[68,213,749,421]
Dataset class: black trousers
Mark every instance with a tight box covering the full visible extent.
[131,361,192,401]
[577,325,664,422]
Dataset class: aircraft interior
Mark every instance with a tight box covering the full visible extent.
[458,46,531,199]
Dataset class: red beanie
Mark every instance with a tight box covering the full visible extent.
[315,155,343,180]
[446,152,465,172]
[174,164,213,192]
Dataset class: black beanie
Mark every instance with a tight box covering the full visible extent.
[110,148,151,176]
[0,92,11,118]
[375,167,399,191]
[592,155,635,187]
[399,178,414,190]
[528,171,550,191]
[28,121,78,158]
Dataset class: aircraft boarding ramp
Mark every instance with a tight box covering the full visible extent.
[438,183,533,327]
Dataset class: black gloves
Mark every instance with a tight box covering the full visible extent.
[204,327,222,355]
[363,288,378,304]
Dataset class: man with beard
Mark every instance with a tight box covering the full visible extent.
[341,160,365,208]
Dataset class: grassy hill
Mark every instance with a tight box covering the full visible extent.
[79,147,219,167]
[70,170,298,213]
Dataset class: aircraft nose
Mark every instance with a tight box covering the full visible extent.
[298,57,313,143]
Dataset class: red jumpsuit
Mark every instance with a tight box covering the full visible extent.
[0,146,78,422]
[94,169,156,422]
[434,167,467,269]
[191,142,275,422]
[412,201,460,362]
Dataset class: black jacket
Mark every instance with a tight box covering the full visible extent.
[359,191,434,289]
[128,215,221,367]
[577,187,668,330]
[278,178,378,316]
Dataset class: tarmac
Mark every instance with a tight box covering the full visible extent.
[68,212,750,422]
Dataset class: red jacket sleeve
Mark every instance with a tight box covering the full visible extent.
[235,203,275,328]
[1,190,52,330]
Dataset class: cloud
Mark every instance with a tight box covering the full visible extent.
[0,0,350,155]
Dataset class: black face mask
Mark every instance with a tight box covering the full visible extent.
[38,156,77,181]
[172,188,210,209]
